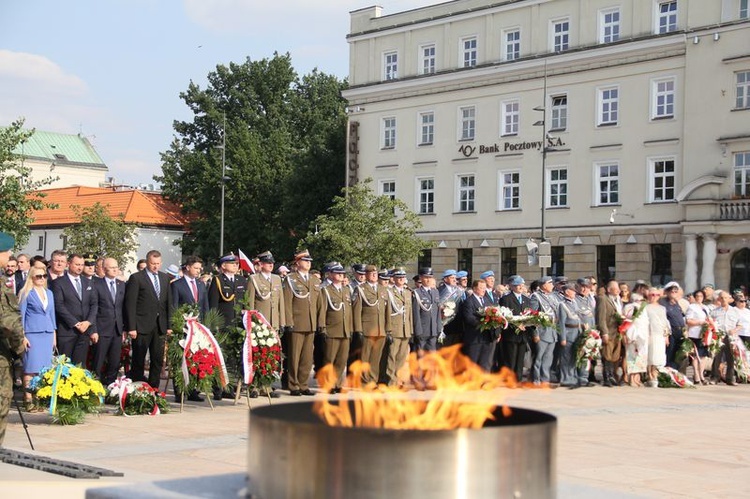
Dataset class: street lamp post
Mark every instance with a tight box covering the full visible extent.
[217,113,227,257]
[533,63,551,277]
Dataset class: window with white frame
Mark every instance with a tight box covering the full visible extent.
[462,37,477,67]
[501,100,520,136]
[456,174,476,212]
[417,177,435,214]
[499,171,521,210]
[379,180,396,200]
[652,78,675,119]
[382,117,396,149]
[737,70,750,109]
[551,19,570,52]
[459,106,476,141]
[598,86,619,126]
[503,29,521,61]
[548,167,568,207]
[742,0,749,19]
[600,8,621,43]
[384,51,398,80]
[735,152,750,197]
[420,44,436,75]
[550,95,568,131]
[650,158,676,202]
[596,163,619,205]
[656,1,677,34]
[419,111,434,145]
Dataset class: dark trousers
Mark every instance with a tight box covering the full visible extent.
[502,339,526,382]
[666,331,683,368]
[57,333,90,366]
[712,335,735,383]
[91,333,122,386]
[464,341,496,372]
[131,330,165,389]
[412,335,437,352]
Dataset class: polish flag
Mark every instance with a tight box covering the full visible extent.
[238,249,255,274]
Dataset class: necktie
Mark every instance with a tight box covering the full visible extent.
[75,277,82,299]
[518,294,522,304]
[190,279,198,302]
[152,273,160,297]
[109,280,116,302]
[23,271,28,281]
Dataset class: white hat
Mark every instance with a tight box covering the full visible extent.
[277,265,289,273]
[663,281,681,290]
[166,264,180,276]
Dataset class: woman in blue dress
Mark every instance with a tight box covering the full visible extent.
[19,266,56,411]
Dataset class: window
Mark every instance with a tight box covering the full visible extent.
[656,1,677,34]
[651,244,672,285]
[462,37,477,67]
[550,246,565,278]
[384,51,398,80]
[500,247,518,283]
[650,158,675,202]
[550,95,567,130]
[420,44,436,75]
[600,8,620,43]
[742,0,749,19]
[60,234,68,250]
[503,29,521,61]
[457,248,473,279]
[459,106,476,141]
[382,117,396,149]
[548,167,568,207]
[418,249,432,270]
[499,171,521,210]
[598,86,619,126]
[597,245,616,284]
[417,177,435,214]
[735,151,750,197]
[737,71,750,109]
[37,235,44,252]
[652,78,675,119]
[551,19,570,52]
[419,112,434,145]
[501,100,520,136]
[379,180,396,200]
[456,174,476,212]
[596,163,619,205]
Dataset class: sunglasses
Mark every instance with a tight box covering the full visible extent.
[739,300,747,303]
[33,274,48,279]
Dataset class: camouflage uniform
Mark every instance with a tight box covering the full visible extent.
[0,283,25,446]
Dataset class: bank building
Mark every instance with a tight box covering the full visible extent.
[342,0,750,292]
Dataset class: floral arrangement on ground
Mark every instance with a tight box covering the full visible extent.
[107,377,170,416]
[243,310,282,391]
[29,354,106,425]
[657,367,695,388]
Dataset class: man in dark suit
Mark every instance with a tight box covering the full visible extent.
[50,253,98,365]
[171,255,209,318]
[500,275,532,382]
[125,250,172,389]
[460,279,495,371]
[91,257,125,386]
[13,253,30,296]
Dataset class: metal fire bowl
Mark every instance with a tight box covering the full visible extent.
[248,401,556,499]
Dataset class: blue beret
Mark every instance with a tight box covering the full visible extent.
[480,270,495,279]
[508,275,525,286]
[456,270,468,278]
[0,232,15,252]
[442,269,457,278]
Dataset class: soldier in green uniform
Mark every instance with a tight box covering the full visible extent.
[353,264,392,385]
[385,267,413,387]
[319,264,354,393]
[0,232,27,446]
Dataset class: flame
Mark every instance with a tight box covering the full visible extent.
[313,344,536,430]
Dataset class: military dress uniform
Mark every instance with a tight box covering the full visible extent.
[530,279,560,383]
[319,267,354,392]
[208,270,248,327]
[246,272,285,330]
[283,266,322,395]
[385,278,413,386]
[353,269,392,385]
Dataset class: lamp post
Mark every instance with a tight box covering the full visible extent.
[216,113,228,257]
[533,62,552,277]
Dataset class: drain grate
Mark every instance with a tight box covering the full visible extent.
[0,449,124,479]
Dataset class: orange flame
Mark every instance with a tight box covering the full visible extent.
[313,344,537,430]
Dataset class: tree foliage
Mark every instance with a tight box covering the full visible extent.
[0,119,57,247]
[299,179,433,269]
[62,202,138,266]
[156,52,347,263]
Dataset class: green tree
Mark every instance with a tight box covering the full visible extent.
[156,53,347,263]
[299,179,432,268]
[0,119,57,247]
[62,202,138,266]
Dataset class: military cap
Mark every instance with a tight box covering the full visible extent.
[413,275,420,282]
[323,261,341,274]
[562,283,577,292]
[419,267,434,276]
[456,270,468,279]
[82,253,98,265]
[554,276,568,284]
[330,263,346,274]
[364,264,378,273]
[257,251,275,263]
[352,264,367,275]
[539,275,554,284]
[0,232,15,252]
[218,254,238,264]
[479,270,495,280]
[508,275,525,286]
[702,283,715,289]
[576,277,592,287]
[442,269,457,279]
[378,270,390,280]
[294,249,313,262]
[392,267,407,277]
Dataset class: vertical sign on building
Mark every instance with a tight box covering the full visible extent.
[346,120,360,189]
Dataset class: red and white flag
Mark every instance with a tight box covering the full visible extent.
[238,248,255,274]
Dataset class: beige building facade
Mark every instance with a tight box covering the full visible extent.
[343,0,750,292]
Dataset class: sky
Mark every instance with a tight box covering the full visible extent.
[0,0,437,187]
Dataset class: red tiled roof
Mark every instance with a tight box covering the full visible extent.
[30,186,188,229]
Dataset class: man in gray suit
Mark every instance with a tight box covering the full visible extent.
[530,275,559,384]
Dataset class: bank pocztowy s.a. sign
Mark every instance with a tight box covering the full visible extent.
[458,137,565,158]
